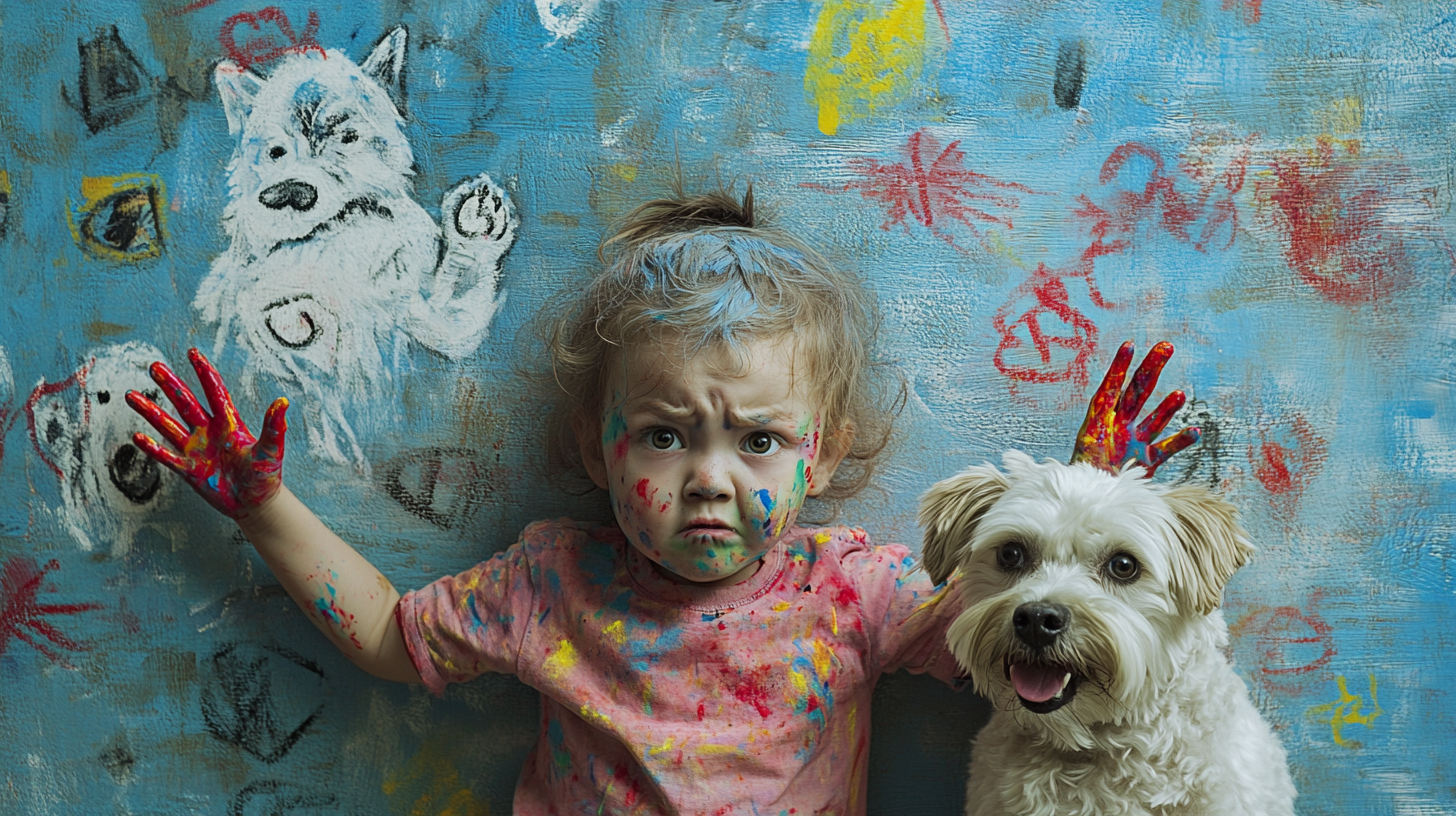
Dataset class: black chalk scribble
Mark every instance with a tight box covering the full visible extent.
[378,447,493,529]
[229,780,340,816]
[1053,40,1086,110]
[200,642,327,763]
[1172,398,1224,489]
[98,733,137,784]
[73,26,152,133]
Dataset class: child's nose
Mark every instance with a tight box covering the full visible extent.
[685,457,732,501]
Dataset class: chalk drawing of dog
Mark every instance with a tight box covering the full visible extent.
[195,27,518,469]
[27,342,186,556]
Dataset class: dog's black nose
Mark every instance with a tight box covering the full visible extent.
[258,180,318,212]
[1013,602,1070,649]
[109,442,162,505]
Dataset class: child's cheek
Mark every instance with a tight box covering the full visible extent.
[632,478,672,515]
[747,487,777,538]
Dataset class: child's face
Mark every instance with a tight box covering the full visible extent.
[579,336,847,587]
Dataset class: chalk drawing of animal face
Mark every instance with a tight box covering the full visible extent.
[194,27,518,470]
[27,342,184,556]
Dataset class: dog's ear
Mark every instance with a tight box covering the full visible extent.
[361,27,408,111]
[214,62,263,135]
[1162,484,1255,616]
[918,463,1009,585]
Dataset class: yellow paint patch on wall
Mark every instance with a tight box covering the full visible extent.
[1307,673,1382,748]
[543,638,579,681]
[1314,97,1364,137]
[0,170,10,195]
[66,173,167,261]
[805,0,928,136]
[382,737,490,816]
[610,163,638,182]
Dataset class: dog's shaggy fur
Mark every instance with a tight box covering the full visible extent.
[921,452,1295,816]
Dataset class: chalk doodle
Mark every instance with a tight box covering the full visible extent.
[377,447,494,530]
[537,0,605,42]
[0,347,16,466]
[991,260,1111,387]
[0,556,103,670]
[229,780,339,816]
[68,26,152,134]
[0,170,10,241]
[97,734,137,785]
[1307,674,1382,748]
[220,7,325,72]
[805,0,928,136]
[383,736,491,816]
[1171,397,1226,489]
[1230,604,1336,697]
[1261,137,1453,306]
[194,27,519,468]
[1251,413,1328,512]
[1052,39,1086,111]
[200,642,327,764]
[26,342,183,555]
[66,174,166,262]
[806,129,1039,252]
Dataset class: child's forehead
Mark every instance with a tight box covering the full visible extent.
[606,336,826,417]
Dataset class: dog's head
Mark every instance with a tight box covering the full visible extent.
[215,28,414,248]
[920,452,1253,745]
[27,342,178,552]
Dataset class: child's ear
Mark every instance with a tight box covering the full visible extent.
[806,423,853,497]
[573,412,610,491]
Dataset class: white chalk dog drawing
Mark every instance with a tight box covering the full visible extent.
[196,27,518,468]
[27,342,185,556]
[920,452,1295,816]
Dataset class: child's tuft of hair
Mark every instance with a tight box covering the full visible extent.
[544,183,904,508]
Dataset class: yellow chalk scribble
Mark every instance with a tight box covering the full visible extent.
[66,174,167,262]
[543,638,579,681]
[1307,673,1382,748]
[382,737,490,816]
[1314,97,1364,137]
[805,0,927,136]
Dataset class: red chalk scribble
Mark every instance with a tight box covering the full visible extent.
[0,556,103,669]
[167,0,223,16]
[1266,138,1421,306]
[1221,0,1262,24]
[1251,414,1327,506]
[992,262,1107,386]
[220,7,325,71]
[805,129,1041,253]
[25,365,89,480]
[1231,604,1334,695]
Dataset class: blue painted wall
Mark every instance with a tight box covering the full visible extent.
[1,1,1452,813]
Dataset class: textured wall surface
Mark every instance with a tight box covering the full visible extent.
[1,1,1453,813]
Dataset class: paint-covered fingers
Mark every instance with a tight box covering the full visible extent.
[1087,340,1134,418]
[1146,427,1201,472]
[254,397,290,466]
[125,389,191,449]
[1117,341,1174,425]
[188,347,247,430]
[149,360,210,429]
[131,431,189,474]
[1134,389,1187,444]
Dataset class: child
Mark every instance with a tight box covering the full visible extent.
[126,187,1195,814]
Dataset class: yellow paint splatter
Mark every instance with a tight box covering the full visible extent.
[805,0,928,136]
[696,743,744,756]
[580,701,614,729]
[648,735,678,756]
[543,639,579,681]
[772,600,792,612]
[1314,97,1363,137]
[831,605,838,635]
[382,736,490,816]
[603,620,626,646]
[813,531,833,545]
[609,162,638,182]
[1307,673,1382,748]
[811,639,835,679]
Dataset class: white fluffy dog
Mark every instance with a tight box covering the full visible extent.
[921,452,1295,816]
[197,27,517,468]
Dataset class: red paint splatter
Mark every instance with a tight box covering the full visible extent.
[0,557,103,668]
[806,694,820,714]
[220,7,325,71]
[1265,138,1424,306]
[725,664,775,719]
[613,434,630,462]
[1251,415,1327,507]
[804,129,1042,253]
[696,701,706,721]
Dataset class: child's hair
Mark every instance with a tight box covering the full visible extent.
[544,185,903,504]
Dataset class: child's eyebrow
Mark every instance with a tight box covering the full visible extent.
[726,407,796,427]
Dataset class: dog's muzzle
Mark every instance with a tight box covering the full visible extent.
[259,180,318,212]
[1009,602,1079,713]
[1013,601,1069,648]
[108,442,162,504]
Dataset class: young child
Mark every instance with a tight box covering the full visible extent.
[126,188,1195,814]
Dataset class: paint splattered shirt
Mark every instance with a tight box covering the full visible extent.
[397,519,965,816]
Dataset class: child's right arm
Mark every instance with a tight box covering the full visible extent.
[126,349,421,684]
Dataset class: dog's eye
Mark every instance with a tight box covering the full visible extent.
[1105,553,1141,583]
[341,130,358,144]
[269,146,287,160]
[996,541,1027,572]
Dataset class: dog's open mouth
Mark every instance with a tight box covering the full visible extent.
[1006,659,1079,714]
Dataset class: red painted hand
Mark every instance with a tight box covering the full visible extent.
[1071,340,1200,477]
[125,348,288,519]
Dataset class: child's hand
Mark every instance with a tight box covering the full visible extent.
[1071,340,1199,477]
[125,348,288,519]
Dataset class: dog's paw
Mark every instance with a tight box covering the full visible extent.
[444,173,517,245]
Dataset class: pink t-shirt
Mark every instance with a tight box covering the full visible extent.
[397,519,965,815]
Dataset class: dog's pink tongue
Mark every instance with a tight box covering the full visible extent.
[1010,663,1066,703]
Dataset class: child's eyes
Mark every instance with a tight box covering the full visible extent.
[741,432,781,455]
[648,429,682,450]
